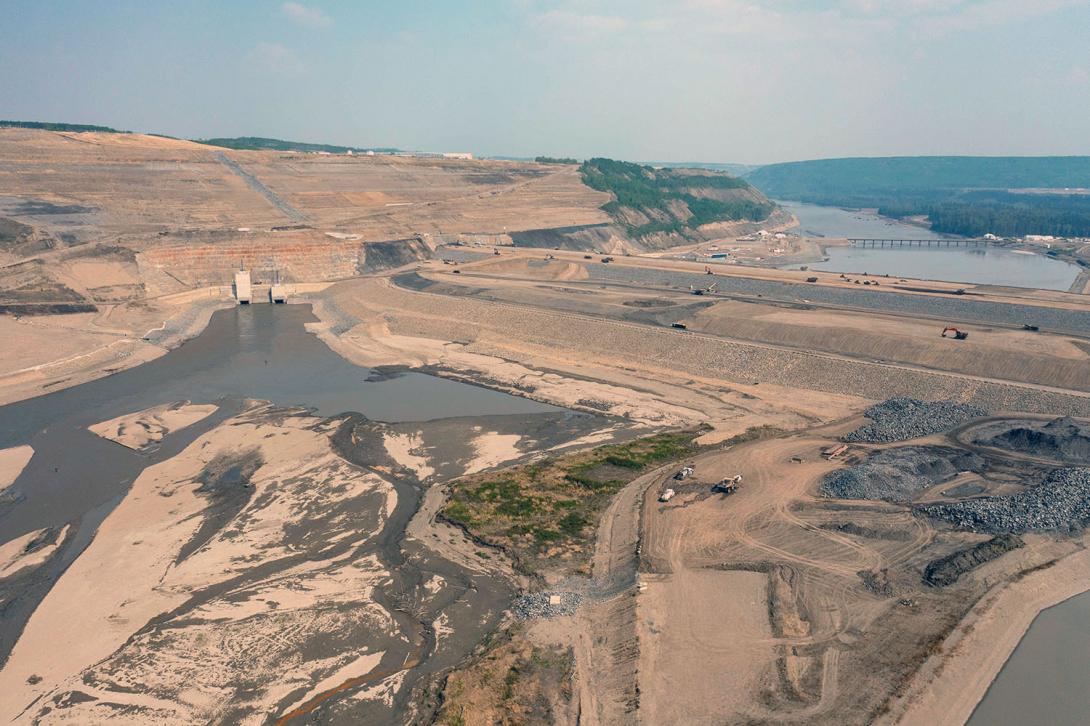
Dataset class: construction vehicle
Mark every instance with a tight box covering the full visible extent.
[692,282,717,296]
[941,326,969,340]
[713,474,742,494]
[705,266,714,275]
[823,444,848,460]
[659,488,676,502]
[674,465,695,481]
[602,256,615,263]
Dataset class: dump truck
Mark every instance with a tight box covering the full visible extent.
[674,465,695,481]
[713,475,742,494]
[941,326,969,340]
[659,488,676,502]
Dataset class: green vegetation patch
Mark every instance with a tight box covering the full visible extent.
[535,156,579,165]
[442,430,716,575]
[580,158,773,238]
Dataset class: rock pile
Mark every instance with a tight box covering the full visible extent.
[513,591,583,619]
[820,446,985,503]
[844,398,988,443]
[976,417,1090,465]
[918,468,1090,534]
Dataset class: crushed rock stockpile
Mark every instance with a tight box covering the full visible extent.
[975,417,1090,465]
[844,398,988,443]
[820,446,985,503]
[587,264,1090,335]
[917,468,1090,534]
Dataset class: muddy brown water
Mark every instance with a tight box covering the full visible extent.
[0,304,597,723]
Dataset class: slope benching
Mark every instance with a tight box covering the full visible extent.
[137,236,433,295]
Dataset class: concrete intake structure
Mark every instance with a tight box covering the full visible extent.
[234,269,252,304]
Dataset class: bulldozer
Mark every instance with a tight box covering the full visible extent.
[941,326,969,340]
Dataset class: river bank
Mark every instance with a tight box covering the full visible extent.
[778,201,1084,291]
[882,544,1090,726]
[0,303,626,723]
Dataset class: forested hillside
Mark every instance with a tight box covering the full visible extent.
[747,156,1090,237]
[580,158,774,238]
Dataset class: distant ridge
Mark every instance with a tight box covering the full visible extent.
[746,156,1090,238]
[0,120,126,133]
[194,136,399,155]
[746,156,1090,199]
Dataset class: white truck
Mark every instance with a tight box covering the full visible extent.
[674,465,695,481]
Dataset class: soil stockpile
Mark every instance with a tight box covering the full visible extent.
[923,535,1025,587]
[918,468,1090,534]
[820,446,985,503]
[844,398,988,443]
[975,417,1090,465]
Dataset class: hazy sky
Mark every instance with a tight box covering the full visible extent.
[2,0,1089,163]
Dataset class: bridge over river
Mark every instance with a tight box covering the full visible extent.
[849,237,989,248]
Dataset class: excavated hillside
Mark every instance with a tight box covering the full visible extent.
[577,157,789,249]
[0,128,614,311]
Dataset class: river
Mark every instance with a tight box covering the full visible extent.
[0,304,583,721]
[781,201,1081,291]
[968,590,1090,725]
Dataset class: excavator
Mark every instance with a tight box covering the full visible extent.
[941,326,969,340]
